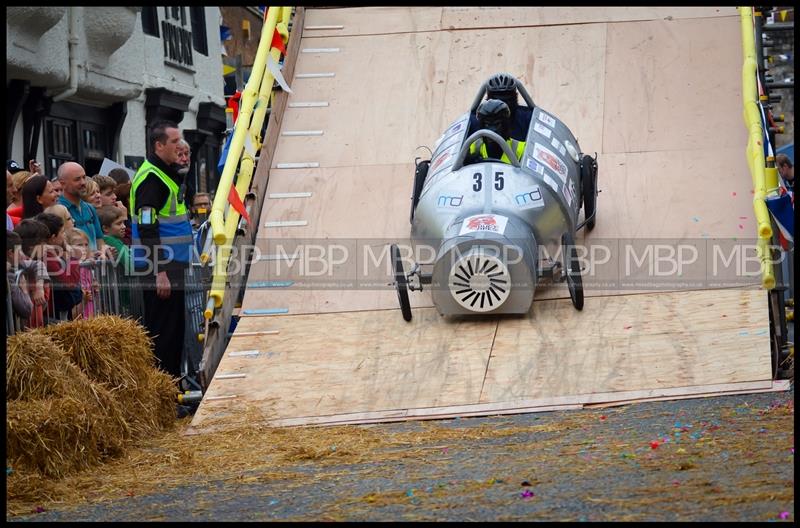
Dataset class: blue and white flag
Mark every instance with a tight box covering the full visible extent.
[217,132,233,175]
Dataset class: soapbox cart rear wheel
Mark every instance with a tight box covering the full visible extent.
[562,232,584,311]
[391,244,412,321]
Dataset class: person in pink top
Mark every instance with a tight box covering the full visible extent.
[64,227,95,319]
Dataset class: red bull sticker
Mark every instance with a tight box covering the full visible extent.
[533,122,551,138]
[537,111,556,128]
[533,142,568,183]
[459,214,509,236]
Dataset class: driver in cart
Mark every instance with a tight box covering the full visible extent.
[465,99,526,165]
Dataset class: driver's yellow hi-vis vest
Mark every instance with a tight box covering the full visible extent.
[469,138,525,164]
[129,160,193,269]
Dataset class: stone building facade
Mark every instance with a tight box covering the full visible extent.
[7,6,226,194]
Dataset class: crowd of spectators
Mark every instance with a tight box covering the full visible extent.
[6,145,213,345]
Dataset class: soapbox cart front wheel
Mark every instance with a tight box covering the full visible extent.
[562,232,584,311]
[580,154,597,231]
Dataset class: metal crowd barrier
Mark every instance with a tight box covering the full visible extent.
[183,235,213,390]
[6,244,212,387]
[6,275,20,335]
[39,258,147,323]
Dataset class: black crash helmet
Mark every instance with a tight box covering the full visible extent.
[476,99,511,136]
[487,72,519,108]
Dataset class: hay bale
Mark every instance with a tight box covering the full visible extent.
[7,393,130,478]
[41,316,156,389]
[7,333,82,401]
[41,316,178,438]
[7,316,177,482]
[129,368,180,434]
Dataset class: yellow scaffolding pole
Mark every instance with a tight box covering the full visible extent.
[209,6,279,245]
[738,6,775,290]
[205,7,293,318]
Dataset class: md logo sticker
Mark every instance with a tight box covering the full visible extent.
[514,185,545,210]
[437,193,464,208]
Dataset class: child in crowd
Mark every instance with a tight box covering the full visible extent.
[13,218,51,327]
[114,180,133,245]
[6,230,34,323]
[98,205,132,312]
[64,227,96,319]
[81,178,102,209]
[44,203,76,231]
[108,168,130,185]
[98,205,131,275]
[94,174,128,215]
[35,212,81,320]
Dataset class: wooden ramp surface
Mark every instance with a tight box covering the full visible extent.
[189,7,783,432]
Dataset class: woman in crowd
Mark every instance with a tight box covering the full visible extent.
[7,170,34,224]
[81,178,103,209]
[21,175,59,219]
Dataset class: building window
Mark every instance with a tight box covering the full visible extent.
[190,7,208,56]
[141,7,159,37]
[242,19,251,41]
[44,118,76,176]
[44,117,109,176]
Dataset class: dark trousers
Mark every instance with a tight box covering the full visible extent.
[142,268,185,379]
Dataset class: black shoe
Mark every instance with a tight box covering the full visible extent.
[176,404,194,419]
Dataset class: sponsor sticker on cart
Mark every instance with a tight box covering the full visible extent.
[434,117,467,152]
[549,136,568,157]
[543,173,559,193]
[446,119,465,136]
[533,143,569,183]
[514,185,545,210]
[436,191,464,209]
[459,214,509,235]
[533,121,552,138]
[563,178,575,206]
[538,111,557,128]
[564,139,580,162]
[429,146,454,174]
[525,157,545,176]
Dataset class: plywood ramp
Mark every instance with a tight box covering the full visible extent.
[189,7,782,433]
[189,288,775,431]
[301,7,737,37]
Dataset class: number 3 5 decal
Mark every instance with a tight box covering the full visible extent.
[473,171,505,192]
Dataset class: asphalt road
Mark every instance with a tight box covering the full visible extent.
[10,388,794,522]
